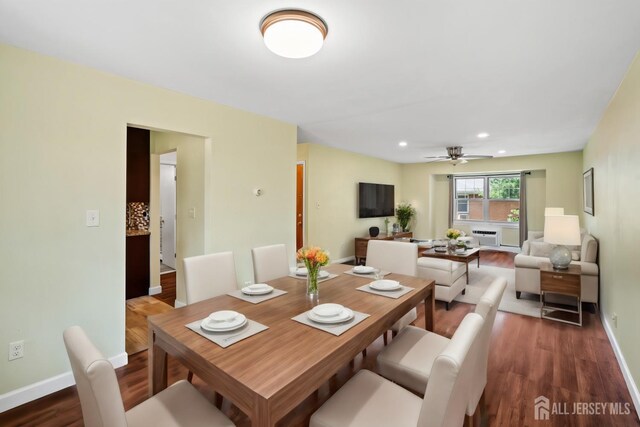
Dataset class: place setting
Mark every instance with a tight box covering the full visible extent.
[186,310,269,348]
[344,265,391,279]
[291,303,370,336]
[356,278,415,299]
[227,282,288,304]
[288,266,339,282]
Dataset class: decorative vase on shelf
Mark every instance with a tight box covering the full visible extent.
[369,226,380,237]
[296,246,329,303]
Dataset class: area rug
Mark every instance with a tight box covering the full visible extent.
[453,265,541,318]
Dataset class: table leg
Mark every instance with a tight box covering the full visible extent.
[465,261,470,284]
[252,396,275,427]
[477,253,480,267]
[424,288,435,332]
[148,328,168,397]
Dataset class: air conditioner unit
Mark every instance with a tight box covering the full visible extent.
[472,229,500,246]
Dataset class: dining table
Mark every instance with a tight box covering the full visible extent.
[147,263,435,427]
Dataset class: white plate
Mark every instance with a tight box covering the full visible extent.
[312,303,344,318]
[353,266,375,274]
[201,314,247,332]
[307,308,354,324]
[208,310,239,323]
[241,284,273,295]
[297,268,329,279]
[369,280,402,291]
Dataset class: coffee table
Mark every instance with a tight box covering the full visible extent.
[420,247,480,284]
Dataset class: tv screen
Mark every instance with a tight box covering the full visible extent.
[358,182,395,218]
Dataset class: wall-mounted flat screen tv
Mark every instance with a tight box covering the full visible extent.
[358,182,395,218]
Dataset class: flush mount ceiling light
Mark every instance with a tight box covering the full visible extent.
[477,132,490,139]
[398,141,408,147]
[260,10,328,59]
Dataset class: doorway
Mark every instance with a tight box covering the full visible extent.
[296,162,305,250]
[160,152,176,273]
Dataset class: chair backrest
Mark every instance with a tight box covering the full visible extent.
[63,326,128,427]
[183,251,237,304]
[251,244,290,283]
[418,313,485,427]
[468,277,507,415]
[366,240,418,276]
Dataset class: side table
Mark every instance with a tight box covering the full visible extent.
[539,262,582,326]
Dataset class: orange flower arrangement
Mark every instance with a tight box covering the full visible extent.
[296,246,330,296]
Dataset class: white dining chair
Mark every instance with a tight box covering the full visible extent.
[376,277,507,423]
[366,240,419,342]
[183,251,237,305]
[63,326,235,427]
[251,244,290,283]
[309,313,485,427]
[183,251,237,384]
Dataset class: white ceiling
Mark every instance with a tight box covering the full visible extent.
[1,0,639,163]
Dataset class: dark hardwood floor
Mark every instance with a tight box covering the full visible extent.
[2,252,638,426]
[153,271,177,306]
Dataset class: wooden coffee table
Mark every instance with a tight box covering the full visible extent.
[420,247,480,284]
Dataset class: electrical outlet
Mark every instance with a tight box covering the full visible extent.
[612,313,618,328]
[9,340,24,361]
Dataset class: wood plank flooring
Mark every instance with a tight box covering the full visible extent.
[125,296,173,355]
[2,253,638,426]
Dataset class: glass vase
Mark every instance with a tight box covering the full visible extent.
[306,267,319,301]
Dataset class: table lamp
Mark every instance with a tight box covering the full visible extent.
[543,215,581,269]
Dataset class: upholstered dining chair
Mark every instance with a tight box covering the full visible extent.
[63,326,235,427]
[251,244,290,283]
[183,251,237,384]
[366,240,419,343]
[309,313,485,427]
[183,251,237,305]
[376,277,507,424]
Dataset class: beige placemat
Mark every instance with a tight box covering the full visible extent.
[227,289,287,304]
[291,310,370,336]
[288,273,339,283]
[343,269,391,279]
[186,319,268,348]
[356,284,415,299]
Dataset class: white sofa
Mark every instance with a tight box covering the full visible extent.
[514,231,599,304]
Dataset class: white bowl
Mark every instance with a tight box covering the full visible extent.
[312,303,344,318]
[353,265,375,274]
[208,310,239,323]
[369,279,401,291]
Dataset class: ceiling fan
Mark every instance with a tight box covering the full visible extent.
[424,146,493,165]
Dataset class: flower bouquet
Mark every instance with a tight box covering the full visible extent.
[296,246,330,297]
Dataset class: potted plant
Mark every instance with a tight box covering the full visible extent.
[396,203,416,232]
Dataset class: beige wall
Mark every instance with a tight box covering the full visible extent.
[150,132,206,305]
[0,43,296,395]
[401,152,582,240]
[299,143,402,261]
[583,53,640,397]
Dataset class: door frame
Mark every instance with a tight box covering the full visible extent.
[296,161,306,250]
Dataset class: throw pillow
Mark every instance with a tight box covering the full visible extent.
[530,241,554,258]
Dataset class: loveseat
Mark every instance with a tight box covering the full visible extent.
[514,231,599,304]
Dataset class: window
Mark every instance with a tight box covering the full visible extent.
[453,175,520,223]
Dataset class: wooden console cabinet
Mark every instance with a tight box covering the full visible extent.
[355,231,413,264]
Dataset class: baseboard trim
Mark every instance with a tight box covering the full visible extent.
[601,312,640,417]
[0,352,128,413]
[175,300,186,308]
[332,256,355,264]
[148,285,162,296]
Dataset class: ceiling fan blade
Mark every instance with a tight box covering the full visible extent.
[460,154,493,159]
[423,155,450,159]
[423,157,450,163]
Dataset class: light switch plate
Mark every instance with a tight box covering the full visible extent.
[86,210,100,227]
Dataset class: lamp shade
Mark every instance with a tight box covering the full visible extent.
[543,215,581,245]
[544,207,564,216]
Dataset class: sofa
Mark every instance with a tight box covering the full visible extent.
[416,257,466,310]
[514,231,599,304]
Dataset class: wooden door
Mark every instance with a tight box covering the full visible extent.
[296,163,304,250]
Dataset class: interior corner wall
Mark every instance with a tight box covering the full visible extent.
[300,143,402,261]
[400,152,582,239]
[0,43,296,397]
[151,132,205,305]
[583,52,640,399]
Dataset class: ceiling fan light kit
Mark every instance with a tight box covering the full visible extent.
[260,10,328,59]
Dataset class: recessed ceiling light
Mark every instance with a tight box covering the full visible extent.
[498,150,506,154]
[477,132,490,139]
[398,141,408,147]
[261,10,328,59]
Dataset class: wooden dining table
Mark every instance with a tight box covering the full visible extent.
[147,264,435,427]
